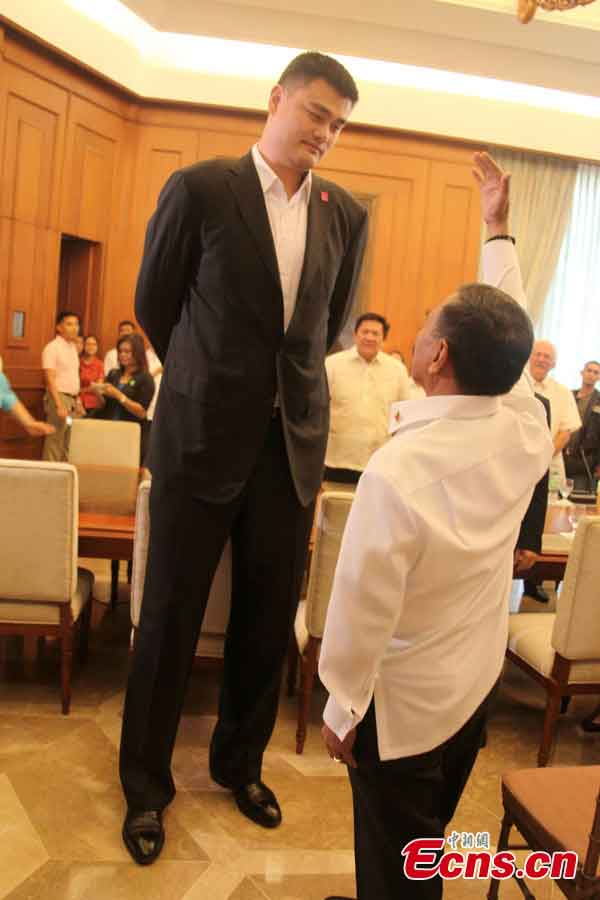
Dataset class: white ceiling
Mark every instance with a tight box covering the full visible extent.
[120,0,600,97]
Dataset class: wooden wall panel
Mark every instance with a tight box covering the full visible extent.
[131,126,198,231]
[60,96,123,241]
[104,125,200,348]
[0,65,67,227]
[321,148,430,360]
[0,221,58,365]
[418,161,481,323]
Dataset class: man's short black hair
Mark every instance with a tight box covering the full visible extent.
[56,310,79,325]
[584,360,600,369]
[279,52,359,105]
[119,319,136,330]
[437,283,533,396]
[354,312,390,339]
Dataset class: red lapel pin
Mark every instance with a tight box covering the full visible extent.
[321,191,329,203]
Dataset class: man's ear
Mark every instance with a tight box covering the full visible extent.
[428,338,449,375]
[268,84,284,116]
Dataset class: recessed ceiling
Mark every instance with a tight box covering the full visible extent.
[119,0,600,97]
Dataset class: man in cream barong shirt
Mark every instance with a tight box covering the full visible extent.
[324,313,412,484]
[319,154,554,900]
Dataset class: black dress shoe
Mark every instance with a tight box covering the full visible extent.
[523,582,549,603]
[233,780,282,828]
[122,809,165,865]
[581,718,600,733]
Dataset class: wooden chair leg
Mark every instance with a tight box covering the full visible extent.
[296,636,320,755]
[538,688,561,767]
[487,812,512,900]
[60,606,74,715]
[110,560,119,610]
[127,559,132,584]
[539,655,572,766]
[287,637,299,697]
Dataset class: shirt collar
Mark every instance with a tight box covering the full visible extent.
[528,368,550,390]
[252,143,312,203]
[350,345,381,365]
[389,394,501,436]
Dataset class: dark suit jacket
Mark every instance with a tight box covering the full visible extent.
[135,152,368,505]
[565,387,600,479]
[517,393,551,554]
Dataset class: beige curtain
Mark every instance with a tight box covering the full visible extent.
[481,148,577,325]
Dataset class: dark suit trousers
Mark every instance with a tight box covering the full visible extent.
[348,687,496,900]
[119,415,314,811]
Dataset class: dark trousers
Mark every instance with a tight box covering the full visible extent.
[348,687,496,900]
[119,417,314,811]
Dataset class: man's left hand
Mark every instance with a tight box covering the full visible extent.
[514,548,537,574]
[473,152,510,228]
[321,724,357,768]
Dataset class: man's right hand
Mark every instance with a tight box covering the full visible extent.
[26,421,55,437]
[55,403,68,420]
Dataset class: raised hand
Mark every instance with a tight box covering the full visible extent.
[472,152,510,228]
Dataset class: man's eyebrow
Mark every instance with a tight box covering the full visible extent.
[308,100,348,126]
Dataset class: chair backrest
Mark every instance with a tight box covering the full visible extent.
[552,516,600,660]
[305,490,354,639]
[0,459,78,603]
[69,419,140,468]
[130,479,151,625]
[68,419,140,515]
[130,479,232,631]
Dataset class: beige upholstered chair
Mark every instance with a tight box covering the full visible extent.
[0,459,94,713]
[68,418,140,515]
[506,516,600,766]
[293,489,354,754]
[69,419,140,606]
[130,479,231,659]
[488,766,600,900]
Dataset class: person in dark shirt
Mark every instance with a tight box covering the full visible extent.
[92,332,154,463]
[564,360,600,492]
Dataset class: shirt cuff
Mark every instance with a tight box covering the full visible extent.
[481,235,519,273]
[323,694,362,742]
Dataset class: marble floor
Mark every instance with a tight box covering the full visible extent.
[1,566,599,900]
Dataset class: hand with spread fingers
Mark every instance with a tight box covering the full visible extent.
[321,724,358,768]
[472,151,510,230]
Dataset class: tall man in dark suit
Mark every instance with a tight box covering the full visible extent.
[119,52,368,864]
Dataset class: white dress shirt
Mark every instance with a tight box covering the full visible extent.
[319,240,554,760]
[251,144,310,331]
[529,374,580,441]
[529,374,580,485]
[325,347,412,471]
[104,347,118,374]
[145,346,162,421]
